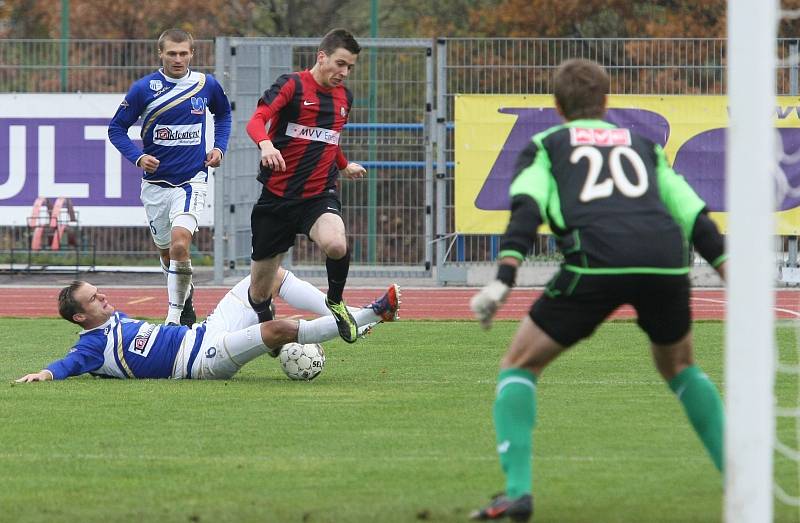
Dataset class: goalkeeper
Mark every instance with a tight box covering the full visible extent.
[469,58,726,522]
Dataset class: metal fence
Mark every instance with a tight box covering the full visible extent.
[1,37,797,279]
[0,39,216,265]
[0,39,215,93]
[434,38,800,282]
[213,37,433,280]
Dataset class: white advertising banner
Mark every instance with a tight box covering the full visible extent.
[0,93,216,226]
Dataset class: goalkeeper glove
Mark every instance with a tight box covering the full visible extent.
[470,280,511,330]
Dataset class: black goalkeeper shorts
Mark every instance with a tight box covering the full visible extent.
[530,270,691,347]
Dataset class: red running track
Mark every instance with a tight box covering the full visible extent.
[2,285,799,321]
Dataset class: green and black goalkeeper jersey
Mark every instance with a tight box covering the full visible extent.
[500,119,707,275]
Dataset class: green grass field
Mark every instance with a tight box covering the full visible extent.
[2,318,799,522]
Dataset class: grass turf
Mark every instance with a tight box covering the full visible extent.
[1,318,798,522]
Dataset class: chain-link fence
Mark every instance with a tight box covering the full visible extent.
[436,38,799,278]
[1,37,797,278]
[0,38,215,266]
[213,37,433,280]
[0,38,215,92]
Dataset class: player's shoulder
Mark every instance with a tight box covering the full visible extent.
[132,70,166,90]
[186,70,207,84]
[632,134,659,155]
[532,123,570,147]
[264,72,300,95]
[76,326,110,350]
[202,72,221,87]
[277,71,302,86]
[339,83,354,99]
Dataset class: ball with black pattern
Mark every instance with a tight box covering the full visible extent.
[279,342,326,381]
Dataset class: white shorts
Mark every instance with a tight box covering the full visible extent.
[140,180,207,249]
[172,276,261,380]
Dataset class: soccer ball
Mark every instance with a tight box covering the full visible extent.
[278,343,326,381]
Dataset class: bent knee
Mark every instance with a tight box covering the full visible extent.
[323,241,348,260]
[261,319,299,346]
[169,242,190,260]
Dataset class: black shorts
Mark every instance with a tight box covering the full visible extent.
[530,270,691,347]
[251,187,342,260]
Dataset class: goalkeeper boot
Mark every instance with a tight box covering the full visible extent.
[470,493,533,522]
[369,284,401,322]
[179,286,197,326]
[326,298,358,344]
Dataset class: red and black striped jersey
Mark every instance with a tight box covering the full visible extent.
[246,70,352,199]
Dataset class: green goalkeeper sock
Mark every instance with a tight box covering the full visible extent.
[669,365,724,472]
[493,368,537,498]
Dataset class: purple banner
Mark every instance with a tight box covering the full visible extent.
[0,117,143,206]
[474,108,800,212]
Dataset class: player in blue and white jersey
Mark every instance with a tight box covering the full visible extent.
[107,28,232,327]
[15,276,401,383]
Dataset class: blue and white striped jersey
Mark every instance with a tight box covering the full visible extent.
[108,69,232,186]
[46,313,206,380]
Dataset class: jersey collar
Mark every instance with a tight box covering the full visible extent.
[79,313,116,335]
[159,68,192,83]
[564,119,616,129]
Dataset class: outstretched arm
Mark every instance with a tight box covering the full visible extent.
[471,140,548,329]
[16,346,104,383]
[470,194,541,329]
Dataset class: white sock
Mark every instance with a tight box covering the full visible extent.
[297,308,379,344]
[222,324,269,367]
[166,259,192,324]
[278,270,330,316]
[278,270,361,316]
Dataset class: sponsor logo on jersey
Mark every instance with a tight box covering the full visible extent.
[153,86,171,98]
[285,122,340,145]
[340,106,346,117]
[303,100,316,106]
[119,99,129,108]
[570,127,631,147]
[130,323,157,357]
[152,124,203,146]
[205,346,217,358]
[149,79,163,91]
[190,96,207,114]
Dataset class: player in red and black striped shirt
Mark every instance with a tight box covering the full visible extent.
[245,28,367,344]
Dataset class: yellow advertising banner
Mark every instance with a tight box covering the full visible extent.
[455,95,800,234]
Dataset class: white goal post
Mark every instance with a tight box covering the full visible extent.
[725,1,777,522]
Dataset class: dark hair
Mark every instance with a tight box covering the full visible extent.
[319,28,361,56]
[553,59,609,121]
[158,28,194,52]
[58,281,85,324]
